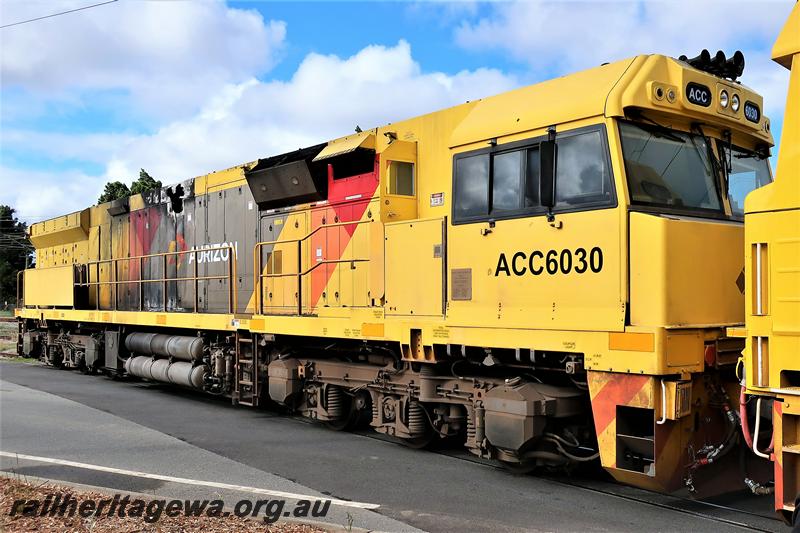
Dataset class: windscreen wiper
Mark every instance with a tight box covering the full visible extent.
[734,151,765,160]
[691,123,722,178]
[628,116,686,143]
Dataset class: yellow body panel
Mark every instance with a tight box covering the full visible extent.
[23,266,75,307]
[385,217,445,317]
[313,131,376,160]
[29,210,89,249]
[739,3,800,519]
[744,3,800,395]
[194,162,253,196]
[629,212,744,327]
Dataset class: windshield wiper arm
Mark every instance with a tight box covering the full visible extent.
[692,123,725,188]
[628,115,686,143]
[734,151,765,160]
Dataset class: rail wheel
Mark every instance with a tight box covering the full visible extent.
[500,459,537,475]
[323,386,357,431]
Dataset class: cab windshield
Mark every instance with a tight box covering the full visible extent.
[721,144,772,218]
[619,121,722,213]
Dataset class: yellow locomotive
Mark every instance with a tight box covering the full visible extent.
[16,27,786,505]
[740,4,800,524]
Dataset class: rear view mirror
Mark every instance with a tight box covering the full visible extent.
[540,140,557,210]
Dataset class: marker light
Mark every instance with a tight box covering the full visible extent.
[720,90,729,108]
[731,94,740,112]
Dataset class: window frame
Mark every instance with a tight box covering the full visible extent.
[387,160,416,197]
[451,124,616,225]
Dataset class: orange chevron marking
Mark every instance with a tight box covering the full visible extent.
[590,374,650,436]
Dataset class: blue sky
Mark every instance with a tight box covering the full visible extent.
[0,0,792,222]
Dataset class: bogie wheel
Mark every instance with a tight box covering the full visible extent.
[402,432,434,450]
[324,409,358,431]
[323,389,357,431]
[792,494,800,531]
[500,460,537,475]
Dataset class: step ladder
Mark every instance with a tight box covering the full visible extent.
[234,331,259,407]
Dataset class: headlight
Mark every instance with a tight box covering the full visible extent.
[720,90,729,108]
[731,94,740,112]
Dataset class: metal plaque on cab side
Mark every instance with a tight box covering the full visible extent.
[451,268,472,301]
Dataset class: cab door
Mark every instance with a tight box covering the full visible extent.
[446,125,625,332]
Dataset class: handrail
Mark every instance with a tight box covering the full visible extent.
[255,219,374,248]
[68,245,237,314]
[253,219,373,316]
[16,270,23,309]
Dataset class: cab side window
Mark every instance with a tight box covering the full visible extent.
[454,154,489,218]
[555,130,613,207]
[492,151,522,212]
[452,126,614,224]
[389,161,415,196]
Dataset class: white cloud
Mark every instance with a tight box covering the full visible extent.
[455,1,791,74]
[103,40,517,183]
[0,0,286,118]
[0,165,108,220]
[1,40,517,218]
[1,129,134,165]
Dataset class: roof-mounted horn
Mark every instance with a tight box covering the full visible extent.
[679,49,745,81]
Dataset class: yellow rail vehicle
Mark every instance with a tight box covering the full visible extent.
[741,4,800,524]
[17,50,775,497]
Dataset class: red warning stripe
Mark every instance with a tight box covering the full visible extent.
[591,374,650,435]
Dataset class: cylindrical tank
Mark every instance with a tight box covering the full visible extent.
[149,358,171,382]
[125,355,155,379]
[124,333,204,361]
[124,355,207,390]
[167,361,206,389]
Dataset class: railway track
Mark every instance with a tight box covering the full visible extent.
[346,426,784,532]
[1,360,786,532]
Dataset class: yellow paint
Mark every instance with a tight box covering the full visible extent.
[739,5,800,516]
[744,3,800,395]
[28,210,89,248]
[17,307,236,332]
[608,332,654,352]
[385,217,444,317]
[313,130,376,161]
[23,267,75,307]
[629,212,744,327]
[665,331,703,368]
[772,4,800,69]
[361,323,385,337]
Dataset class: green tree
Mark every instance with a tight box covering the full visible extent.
[0,206,32,307]
[97,181,131,204]
[97,169,162,205]
[130,169,162,196]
